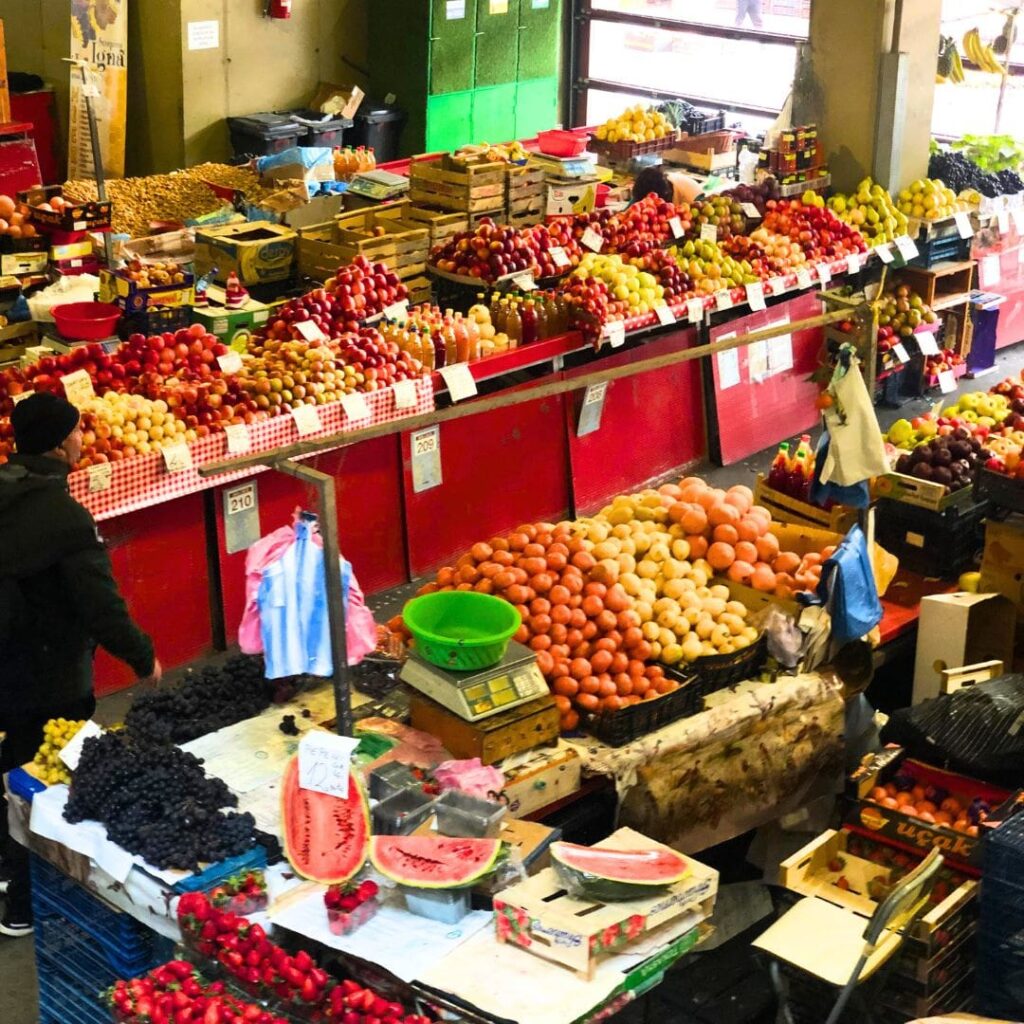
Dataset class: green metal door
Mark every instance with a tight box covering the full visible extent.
[370,0,430,154]
[430,0,477,95]
[473,83,518,144]
[514,77,559,138]
[427,92,475,153]
[517,0,561,81]
[475,0,521,89]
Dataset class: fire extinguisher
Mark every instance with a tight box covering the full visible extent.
[267,0,292,18]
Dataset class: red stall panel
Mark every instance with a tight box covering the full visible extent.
[995,245,1024,350]
[214,436,407,645]
[402,383,572,577]
[565,327,705,514]
[707,292,824,465]
[93,492,213,695]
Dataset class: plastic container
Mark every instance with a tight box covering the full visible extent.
[690,633,768,695]
[327,898,380,936]
[369,761,420,801]
[401,885,472,924]
[286,108,353,148]
[349,103,407,164]
[402,591,520,671]
[52,301,121,340]
[227,113,302,159]
[434,790,506,838]
[372,787,437,835]
[583,671,703,747]
[536,129,587,158]
[874,496,989,580]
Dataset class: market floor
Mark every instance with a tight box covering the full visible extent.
[5,345,1024,1024]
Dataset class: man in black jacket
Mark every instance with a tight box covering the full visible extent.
[0,393,160,936]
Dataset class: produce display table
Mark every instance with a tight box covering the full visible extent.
[566,673,845,853]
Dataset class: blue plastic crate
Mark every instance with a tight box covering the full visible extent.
[172,847,267,893]
[8,766,47,802]
[30,856,161,973]
[983,814,1024,881]
[37,962,113,1024]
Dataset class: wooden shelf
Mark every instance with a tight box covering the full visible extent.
[932,291,972,311]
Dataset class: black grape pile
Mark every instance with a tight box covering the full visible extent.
[124,654,274,746]
[929,150,1024,197]
[64,731,259,871]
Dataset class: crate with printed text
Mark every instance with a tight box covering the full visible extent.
[99,266,195,313]
[408,154,506,215]
[493,827,717,978]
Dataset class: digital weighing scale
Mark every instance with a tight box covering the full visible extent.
[399,641,549,723]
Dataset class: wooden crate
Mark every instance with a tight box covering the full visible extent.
[403,206,469,248]
[779,829,977,961]
[753,474,859,533]
[506,163,546,220]
[501,743,582,818]
[297,206,428,282]
[404,275,433,306]
[409,155,507,214]
[493,827,718,978]
[895,260,974,310]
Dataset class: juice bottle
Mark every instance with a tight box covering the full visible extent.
[521,299,538,346]
[544,292,561,335]
[768,443,790,493]
[791,440,813,500]
[367,148,377,171]
[453,312,470,363]
[460,312,481,361]
[505,300,522,348]
[534,295,549,340]
[495,299,509,335]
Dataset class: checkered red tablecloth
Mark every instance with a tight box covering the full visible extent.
[69,377,435,520]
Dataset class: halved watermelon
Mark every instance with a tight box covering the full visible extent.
[551,841,689,901]
[370,836,500,889]
[281,755,369,884]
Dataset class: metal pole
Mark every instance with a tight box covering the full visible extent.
[275,459,352,737]
[68,60,114,268]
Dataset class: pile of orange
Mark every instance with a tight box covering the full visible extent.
[410,520,677,732]
[868,782,984,836]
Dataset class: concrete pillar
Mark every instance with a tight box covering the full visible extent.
[798,0,942,193]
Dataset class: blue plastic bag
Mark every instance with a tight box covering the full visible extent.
[815,524,882,645]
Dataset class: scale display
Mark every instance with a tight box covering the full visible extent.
[400,641,548,722]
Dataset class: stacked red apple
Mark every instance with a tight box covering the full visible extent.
[429,219,540,282]
[761,199,868,262]
[528,221,584,278]
[925,349,965,378]
[561,195,688,258]
[630,249,693,303]
[557,276,624,344]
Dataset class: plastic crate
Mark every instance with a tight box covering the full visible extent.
[37,965,111,1024]
[690,632,767,694]
[30,856,162,975]
[910,234,972,269]
[873,496,988,580]
[582,670,702,747]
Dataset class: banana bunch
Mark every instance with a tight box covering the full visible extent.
[937,35,964,84]
[964,27,1006,75]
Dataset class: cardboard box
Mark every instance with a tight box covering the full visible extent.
[99,267,195,312]
[190,293,273,349]
[912,593,1015,704]
[309,82,365,121]
[546,182,597,216]
[501,742,582,819]
[2,251,47,277]
[980,518,1024,623]
[49,240,93,261]
[194,222,296,286]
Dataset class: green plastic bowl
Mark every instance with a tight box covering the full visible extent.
[402,591,520,671]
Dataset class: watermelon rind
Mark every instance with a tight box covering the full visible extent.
[370,836,500,889]
[281,755,370,884]
[550,842,688,902]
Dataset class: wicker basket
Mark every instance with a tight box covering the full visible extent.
[583,670,702,747]
[588,132,680,161]
[690,633,767,696]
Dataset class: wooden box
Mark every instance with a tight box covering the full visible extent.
[501,742,582,818]
[409,155,506,214]
[895,260,974,311]
[403,206,469,248]
[506,164,546,221]
[753,474,859,533]
[493,827,718,977]
[408,691,560,765]
[297,205,428,283]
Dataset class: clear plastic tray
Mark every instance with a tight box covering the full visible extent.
[372,788,437,835]
[401,886,471,924]
[434,790,506,839]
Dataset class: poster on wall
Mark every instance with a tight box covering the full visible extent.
[68,0,128,179]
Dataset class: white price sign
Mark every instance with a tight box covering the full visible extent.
[741,202,761,219]
[298,731,360,800]
[581,227,603,252]
[295,320,328,342]
[59,720,104,771]
[549,246,571,268]
[982,253,1002,286]
[915,331,940,356]
[603,321,626,348]
[340,391,371,422]
[998,210,1011,235]
[224,423,251,454]
[895,235,919,261]
[816,263,832,287]
[687,297,705,324]
[874,243,894,264]
[161,443,193,474]
[383,300,410,323]
[700,223,718,243]
[392,378,418,410]
[845,252,861,274]
[11,390,32,405]
[715,290,732,312]
[655,304,676,326]
[61,369,95,408]
[438,362,478,402]
[669,216,685,239]
[291,403,323,436]
[745,282,766,311]
[767,276,789,296]
[87,462,112,493]
[796,267,813,290]
[217,350,243,374]
[512,272,536,291]
[891,343,910,364]
[1013,208,1024,234]
[954,212,974,239]
[938,369,958,394]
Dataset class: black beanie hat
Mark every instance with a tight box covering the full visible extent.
[12,392,81,455]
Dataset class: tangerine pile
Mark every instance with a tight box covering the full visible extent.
[413,520,675,732]
[868,781,986,836]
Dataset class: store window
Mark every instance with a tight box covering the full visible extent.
[570,0,809,131]
[933,0,1024,138]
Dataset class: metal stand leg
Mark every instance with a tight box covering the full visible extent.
[277,459,352,736]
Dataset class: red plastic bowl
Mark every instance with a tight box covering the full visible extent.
[52,301,122,340]
[537,130,587,158]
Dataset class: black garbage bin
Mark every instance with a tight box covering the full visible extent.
[349,103,407,164]
[227,113,301,158]
[285,109,353,148]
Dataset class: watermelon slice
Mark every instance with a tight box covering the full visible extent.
[370,836,500,889]
[551,841,689,901]
[281,755,369,884]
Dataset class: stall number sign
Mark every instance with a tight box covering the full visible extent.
[224,482,260,554]
[577,381,608,437]
[298,732,359,799]
[411,426,442,493]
